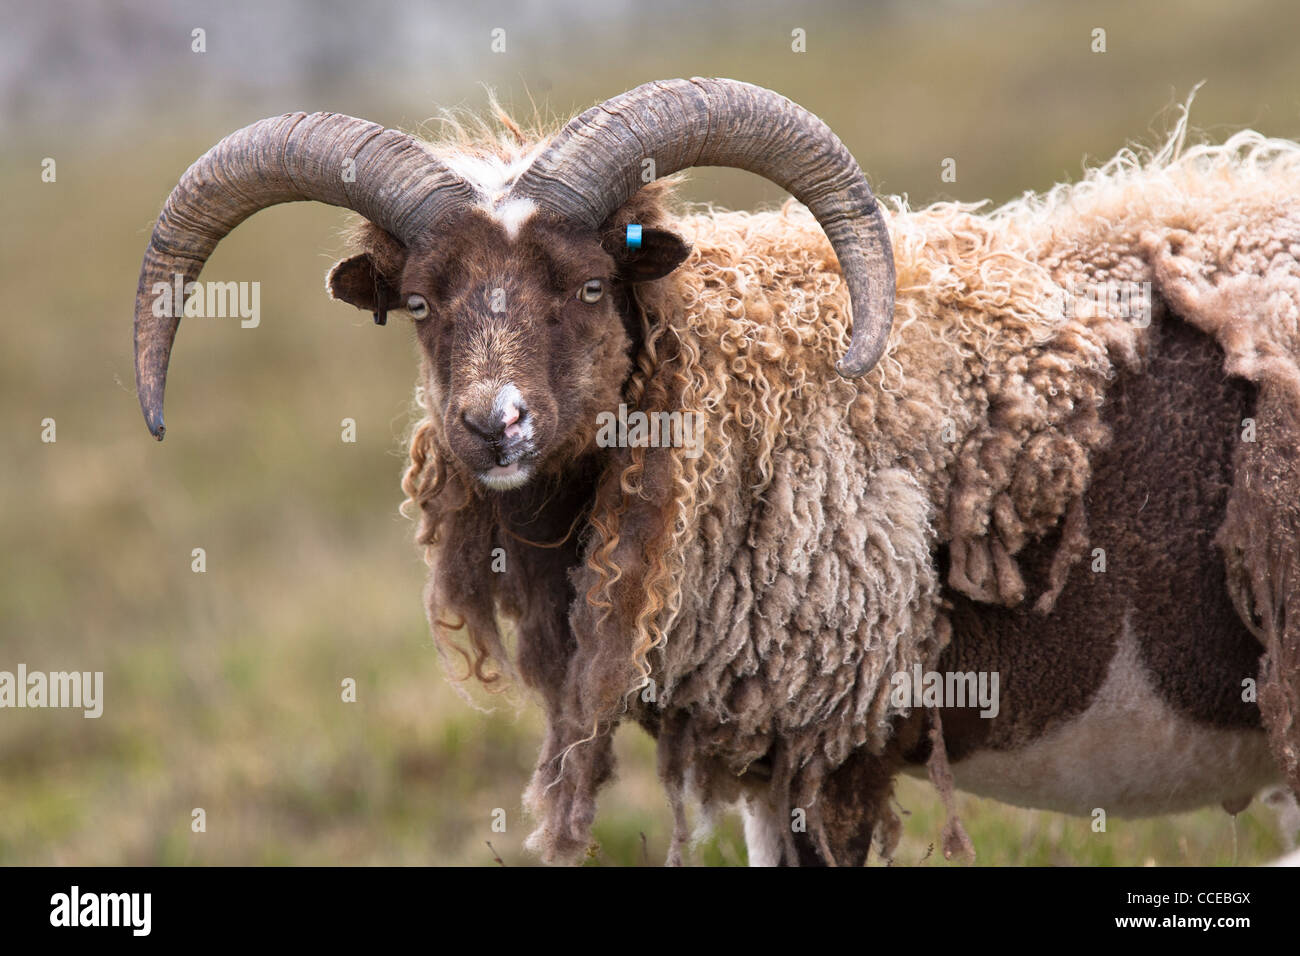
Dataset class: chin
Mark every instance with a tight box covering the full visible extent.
[477,459,535,491]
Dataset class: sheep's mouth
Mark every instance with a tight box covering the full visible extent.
[477,455,536,491]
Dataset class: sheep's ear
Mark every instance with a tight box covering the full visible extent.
[327,253,402,326]
[607,227,691,283]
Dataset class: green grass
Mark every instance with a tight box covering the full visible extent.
[3,0,1299,865]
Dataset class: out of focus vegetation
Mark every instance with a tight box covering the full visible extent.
[2,0,1299,865]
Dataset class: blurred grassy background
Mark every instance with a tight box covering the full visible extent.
[3,0,1299,865]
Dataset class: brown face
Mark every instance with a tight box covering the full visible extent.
[329,205,689,490]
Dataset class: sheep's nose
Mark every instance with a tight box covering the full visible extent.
[463,398,528,448]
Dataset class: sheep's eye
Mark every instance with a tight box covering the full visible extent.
[406,294,430,320]
[578,279,604,304]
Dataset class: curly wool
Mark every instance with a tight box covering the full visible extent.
[572,199,1109,863]
[404,110,1300,863]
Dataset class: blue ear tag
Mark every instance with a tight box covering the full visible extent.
[626,224,643,250]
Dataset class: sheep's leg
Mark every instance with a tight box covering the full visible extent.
[740,798,786,867]
[1262,785,1300,850]
[743,746,898,866]
[807,747,898,866]
[1219,383,1300,799]
[1262,578,1300,801]
[742,793,876,866]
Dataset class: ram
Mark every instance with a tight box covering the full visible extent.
[133,78,1300,865]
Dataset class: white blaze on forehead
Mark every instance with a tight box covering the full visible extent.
[494,198,538,240]
[437,146,542,202]
[435,142,545,237]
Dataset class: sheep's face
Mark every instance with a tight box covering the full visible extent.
[329,206,689,491]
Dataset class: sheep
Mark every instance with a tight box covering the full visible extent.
[132,77,1300,866]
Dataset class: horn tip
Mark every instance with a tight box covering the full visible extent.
[835,354,871,379]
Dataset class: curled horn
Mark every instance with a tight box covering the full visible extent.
[133,112,474,439]
[509,77,896,378]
